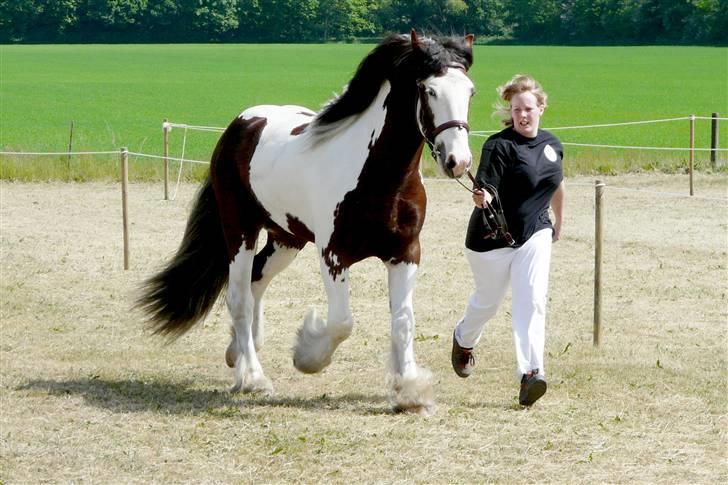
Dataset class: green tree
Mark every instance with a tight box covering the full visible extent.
[188,0,240,41]
[507,0,564,43]
[0,0,80,42]
[316,0,378,41]
[238,0,319,42]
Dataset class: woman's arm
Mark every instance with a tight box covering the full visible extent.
[551,181,565,241]
[473,140,506,208]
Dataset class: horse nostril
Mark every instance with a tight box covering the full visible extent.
[446,155,457,170]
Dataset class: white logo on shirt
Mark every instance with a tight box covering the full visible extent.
[544,144,557,162]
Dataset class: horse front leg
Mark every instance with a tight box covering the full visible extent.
[227,243,273,395]
[293,253,353,374]
[386,261,435,416]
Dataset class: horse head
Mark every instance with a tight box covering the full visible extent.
[413,30,475,178]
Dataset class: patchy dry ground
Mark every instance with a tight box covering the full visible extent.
[1,174,726,483]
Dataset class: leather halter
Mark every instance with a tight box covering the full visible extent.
[421,119,470,161]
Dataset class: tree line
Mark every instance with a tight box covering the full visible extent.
[1,0,726,45]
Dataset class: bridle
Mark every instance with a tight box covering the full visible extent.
[414,64,512,246]
[417,63,471,162]
[420,120,471,161]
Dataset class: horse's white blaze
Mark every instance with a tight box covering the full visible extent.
[245,82,391,246]
[419,67,474,176]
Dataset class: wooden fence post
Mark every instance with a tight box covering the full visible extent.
[594,180,605,347]
[689,114,695,196]
[67,121,74,181]
[711,112,719,169]
[121,147,130,270]
[163,119,170,200]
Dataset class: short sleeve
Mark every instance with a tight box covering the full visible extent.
[475,139,508,191]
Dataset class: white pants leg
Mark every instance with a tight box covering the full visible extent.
[454,229,553,381]
[510,229,552,380]
[455,247,513,348]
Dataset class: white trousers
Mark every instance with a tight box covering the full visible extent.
[454,229,553,381]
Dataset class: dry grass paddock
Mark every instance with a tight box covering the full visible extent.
[1,174,726,483]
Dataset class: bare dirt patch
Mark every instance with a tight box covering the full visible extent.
[1,174,726,483]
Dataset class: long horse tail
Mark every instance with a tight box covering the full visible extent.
[137,177,229,337]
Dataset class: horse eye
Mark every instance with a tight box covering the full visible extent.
[427,88,437,98]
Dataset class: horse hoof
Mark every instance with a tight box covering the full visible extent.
[292,352,331,374]
[243,377,273,395]
[387,368,435,417]
[393,403,436,417]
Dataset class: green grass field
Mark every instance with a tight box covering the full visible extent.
[1,43,726,179]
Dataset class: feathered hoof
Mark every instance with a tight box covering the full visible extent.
[292,308,334,374]
[230,374,273,396]
[243,376,274,395]
[387,368,436,417]
[293,347,332,374]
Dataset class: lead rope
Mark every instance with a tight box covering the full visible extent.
[456,170,515,246]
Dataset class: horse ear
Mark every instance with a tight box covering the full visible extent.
[464,34,475,48]
[411,29,422,50]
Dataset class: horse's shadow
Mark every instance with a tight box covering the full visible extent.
[17,377,394,416]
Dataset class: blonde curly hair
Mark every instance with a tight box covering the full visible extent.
[494,74,548,127]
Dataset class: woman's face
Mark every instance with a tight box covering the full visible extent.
[510,91,544,138]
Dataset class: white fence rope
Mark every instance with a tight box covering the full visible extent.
[0,150,119,156]
[127,152,209,165]
[470,115,727,135]
[2,114,724,177]
[165,115,725,153]
[165,122,225,133]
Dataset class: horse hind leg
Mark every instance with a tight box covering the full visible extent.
[226,240,273,394]
[249,235,302,351]
[293,254,353,374]
[226,234,302,376]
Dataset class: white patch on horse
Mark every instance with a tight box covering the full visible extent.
[246,82,391,245]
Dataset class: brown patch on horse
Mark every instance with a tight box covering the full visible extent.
[212,116,312,266]
[286,214,315,242]
[322,89,427,279]
[210,116,269,258]
[251,229,308,283]
[291,123,309,136]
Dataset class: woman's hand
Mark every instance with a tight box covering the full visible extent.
[551,181,566,242]
[552,219,562,242]
[473,188,493,208]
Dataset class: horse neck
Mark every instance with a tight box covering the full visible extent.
[362,79,424,187]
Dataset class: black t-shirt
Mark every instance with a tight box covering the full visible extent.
[465,128,563,252]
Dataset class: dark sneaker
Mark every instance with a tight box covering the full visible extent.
[451,331,475,378]
[519,370,547,406]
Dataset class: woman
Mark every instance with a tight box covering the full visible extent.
[451,74,565,406]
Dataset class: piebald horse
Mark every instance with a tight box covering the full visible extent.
[138,30,475,414]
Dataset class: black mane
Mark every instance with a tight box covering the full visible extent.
[310,33,473,135]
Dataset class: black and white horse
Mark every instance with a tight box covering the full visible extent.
[138,30,475,414]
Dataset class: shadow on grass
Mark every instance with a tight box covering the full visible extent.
[17,377,393,416]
